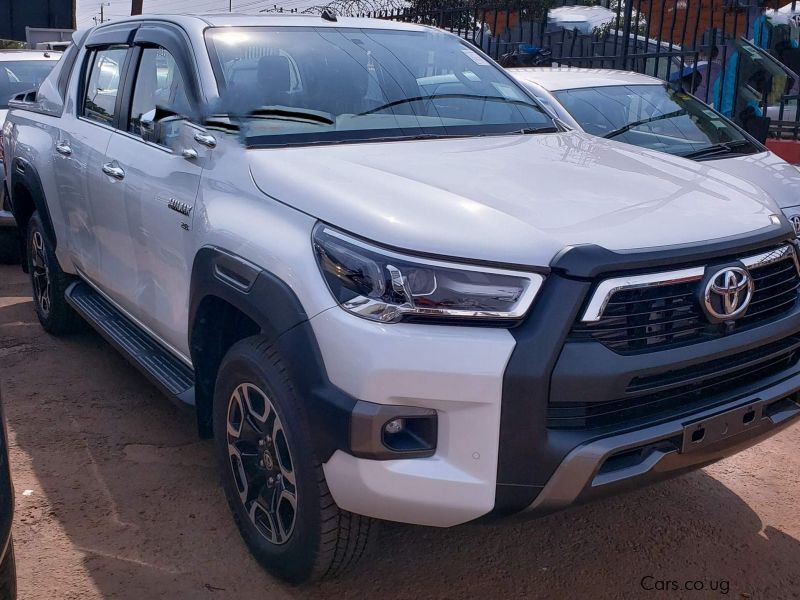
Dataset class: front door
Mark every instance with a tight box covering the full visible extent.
[98,43,204,357]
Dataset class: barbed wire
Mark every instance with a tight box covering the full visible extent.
[260,0,407,15]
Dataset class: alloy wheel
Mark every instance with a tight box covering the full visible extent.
[226,382,298,545]
[30,230,51,317]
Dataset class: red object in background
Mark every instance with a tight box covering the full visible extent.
[766,139,800,165]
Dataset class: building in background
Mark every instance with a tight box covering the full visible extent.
[0,0,74,43]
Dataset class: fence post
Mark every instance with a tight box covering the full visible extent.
[619,0,635,70]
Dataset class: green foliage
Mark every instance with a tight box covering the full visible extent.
[0,39,25,50]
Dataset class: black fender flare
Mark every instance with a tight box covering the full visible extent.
[8,157,58,247]
[188,246,355,460]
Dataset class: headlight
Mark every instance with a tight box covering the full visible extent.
[312,224,544,324]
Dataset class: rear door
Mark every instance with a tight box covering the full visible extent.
[53,42,132,283]
[97,25,206,357]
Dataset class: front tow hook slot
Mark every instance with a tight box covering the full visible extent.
[681,400,769,453]
[690,427,706,443]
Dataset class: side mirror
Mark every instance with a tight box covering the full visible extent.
[140,106,187,148]
[140,108,158,143]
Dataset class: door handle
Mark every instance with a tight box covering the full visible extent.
[193,132,216,148]
[102,162,125,180]
[181,148,198,160]
[55,141,72,156]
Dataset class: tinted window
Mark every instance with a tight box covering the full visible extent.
[0,60,57,108]
[128,47,189,144]
[553,84,752,156]
[205,27,554,147]
[83,47,127,125]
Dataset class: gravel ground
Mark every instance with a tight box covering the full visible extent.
[1,263,799,600]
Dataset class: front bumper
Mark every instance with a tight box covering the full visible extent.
[527,377,800,515]
[311,228,800,528]
[313,306,514,527]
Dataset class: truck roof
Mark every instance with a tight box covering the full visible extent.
[91,13,430,33]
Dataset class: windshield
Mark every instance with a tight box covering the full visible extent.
[205,27,554,147]
[552,84,756,157]
[0,60,56,108]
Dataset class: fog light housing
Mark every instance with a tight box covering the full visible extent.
[350,401,437,460]
[382,415,437,453]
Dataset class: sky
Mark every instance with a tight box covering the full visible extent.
[74,0,323,28]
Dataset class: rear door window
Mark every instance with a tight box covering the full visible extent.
[83,47,127,125]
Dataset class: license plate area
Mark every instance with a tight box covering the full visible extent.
[681,400,765,453]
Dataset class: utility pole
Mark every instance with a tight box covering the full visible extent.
[99,2,110,23]
[131,0,144,15]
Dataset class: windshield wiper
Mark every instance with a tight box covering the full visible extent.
[357,94,541,117]
[518,126,559,134]
[679,140,753,160]
[247,106,335,125]
[603,109,688,140]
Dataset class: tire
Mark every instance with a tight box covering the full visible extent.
[0,537,17,600]
[213,336,378,584]
[0,229,20,265]
[26,212,82,335]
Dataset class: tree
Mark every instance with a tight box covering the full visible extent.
[131,0,144,15]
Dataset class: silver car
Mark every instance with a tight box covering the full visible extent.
[0,50,61,263]
[511,67,800,232]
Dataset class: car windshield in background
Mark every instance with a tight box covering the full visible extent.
[552,84,758,158]
[205,27,554,147]
[0,60,56,108]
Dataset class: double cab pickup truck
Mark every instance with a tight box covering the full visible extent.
[4,14,800,583]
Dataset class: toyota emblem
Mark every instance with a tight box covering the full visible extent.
[790,215,800,236]
[703,267,754,321]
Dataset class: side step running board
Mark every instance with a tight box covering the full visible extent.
[66,281,195,406]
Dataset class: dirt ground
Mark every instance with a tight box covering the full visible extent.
[1,264,799,600]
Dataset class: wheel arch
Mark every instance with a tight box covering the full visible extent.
[8,158,57,271]
[188,247,353,457]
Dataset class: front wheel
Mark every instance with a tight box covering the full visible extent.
[213,336,377,583]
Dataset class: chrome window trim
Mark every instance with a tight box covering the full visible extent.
[580,244,798,323]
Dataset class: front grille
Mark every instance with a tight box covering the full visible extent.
[548,336,800,429]
[570,247,800,354]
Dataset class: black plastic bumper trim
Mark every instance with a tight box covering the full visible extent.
[552,226,795,278]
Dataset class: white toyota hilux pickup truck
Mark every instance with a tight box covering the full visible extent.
[4,14,800,583]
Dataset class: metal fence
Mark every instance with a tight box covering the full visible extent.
[358,0,800,141]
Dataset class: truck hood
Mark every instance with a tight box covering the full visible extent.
[249,131,781,267]
[699,151,800,211]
